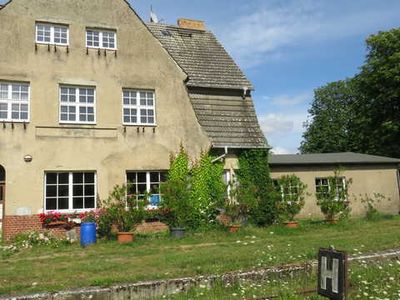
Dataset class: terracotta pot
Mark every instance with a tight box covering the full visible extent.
[117,232,134,244]
[229,224,241,233]
[326,218,338,224]
[284,221,299,228]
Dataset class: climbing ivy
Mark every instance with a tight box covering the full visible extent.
[190,151,226,226]
[236,149,280,226]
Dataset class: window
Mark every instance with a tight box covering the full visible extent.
[273,178,300,201]
[59,86,96,124]
[126,171,167,207]
[45,172,96,211]
[122,90,156,125]
[86,29,116,49]
[315,177,346,199]
[0,82,29,122]
[36,23,69,45]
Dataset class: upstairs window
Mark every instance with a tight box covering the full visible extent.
[122,90,156,125]
[86,29,116,49]
[36,23,69,45]
[59,86,96,124]
[0,82,30,122]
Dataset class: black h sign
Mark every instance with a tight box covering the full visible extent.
[317,248,348,300]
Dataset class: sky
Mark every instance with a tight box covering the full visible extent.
[2,0,399,154]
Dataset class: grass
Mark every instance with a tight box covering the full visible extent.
[1,216,400,297]
[160,258,400,299]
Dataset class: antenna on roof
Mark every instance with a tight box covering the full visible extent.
[150,5,159,23]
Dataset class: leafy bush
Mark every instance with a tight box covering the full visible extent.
[160,146,226,230]
[236,149,279,226]
[275,174,307,222]
[359,193,389,221]
[97,185,144,238]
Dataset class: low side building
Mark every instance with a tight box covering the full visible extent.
[270,152,400,218]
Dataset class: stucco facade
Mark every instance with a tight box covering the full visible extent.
[0,0,212,223]
[270,164,400,218]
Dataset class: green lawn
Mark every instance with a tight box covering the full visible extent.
[161,258,400,299]
[1,217,400,297]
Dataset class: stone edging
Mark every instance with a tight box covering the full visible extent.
[3,248,400,300]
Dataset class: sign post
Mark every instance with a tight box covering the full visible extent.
[317,247,348,300]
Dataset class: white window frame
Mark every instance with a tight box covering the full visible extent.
[86,29,117,50]
[315,177,347,201]
[122,90,156,126]
[0,82,30,123]
[126,171,167,208]
[35,23,69,46]
[59,85,96,125]
[44,172,97,213]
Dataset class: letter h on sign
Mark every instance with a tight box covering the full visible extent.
[317,248,348,300]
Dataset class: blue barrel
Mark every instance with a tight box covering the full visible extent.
[80,222,97,247]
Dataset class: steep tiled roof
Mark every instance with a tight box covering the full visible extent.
[269,152,400,165]
[147,22,253,90]
[189,90,268,148]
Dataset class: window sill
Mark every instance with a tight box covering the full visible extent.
[35,42,69,47]
[123,124,157,127]
[0,120,30,124]
[86,46,117,51]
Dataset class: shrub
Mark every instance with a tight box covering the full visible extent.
[97,185,144,238]
[275,174,307,222]
[359,193,389,221]
[236,149,279,226]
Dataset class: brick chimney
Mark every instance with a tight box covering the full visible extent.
[177,18,205,31]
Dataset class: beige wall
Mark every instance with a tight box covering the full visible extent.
[271,164,400,218]
[0,0,211,215]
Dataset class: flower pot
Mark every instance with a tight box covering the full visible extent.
[284,221,299,228]
[170,227,185,238]
[117,232,134,244]
[46,221,67,227]
[228,224,241,233]
[326,218,338,224]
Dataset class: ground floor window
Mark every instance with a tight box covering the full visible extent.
[126,171,167,207]
[45,172,96,211]
[315,177,346,200]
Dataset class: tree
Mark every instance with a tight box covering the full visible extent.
[300,28,400,157]
[354,28,400,157]
[300,79,358,153]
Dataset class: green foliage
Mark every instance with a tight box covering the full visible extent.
[301,28,400,157]
[359,192,390,221]
[160,146,225,229]
[98,185,144,237]
[190,151,226,224]
[236,149,279,226]
[300,79,358,153]
[275,174,307,221]
[315,171,351,220]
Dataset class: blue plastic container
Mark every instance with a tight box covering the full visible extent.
[80,222,97,247]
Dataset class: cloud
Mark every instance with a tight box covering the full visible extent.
[219,0,400,67]
[259,112,307,135]
[270,146,293,155]
[269,92,312,106]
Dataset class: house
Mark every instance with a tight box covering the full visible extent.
[0,0,266,239]
[270,152,400,218]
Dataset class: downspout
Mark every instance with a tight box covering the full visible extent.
[211,146,228,163]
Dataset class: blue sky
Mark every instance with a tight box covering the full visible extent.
[2,0,399,153]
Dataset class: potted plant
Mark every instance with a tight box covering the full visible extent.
[316,171,351,224]
[224,202,246,233]
[160,178,191,238]
[275,175,307,228]
[100,185,144,243]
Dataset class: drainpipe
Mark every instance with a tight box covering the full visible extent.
[211,146,228,163]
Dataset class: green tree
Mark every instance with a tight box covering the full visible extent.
[300,79,357,153]
[354,28,400,157]
[301,28,400,157]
